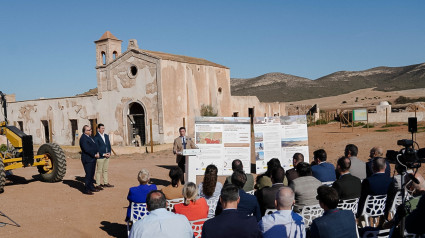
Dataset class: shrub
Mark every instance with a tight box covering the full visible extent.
[0,144,7,152]
[375,129,390,132]
[200,104,218,117]
[362,124,375,128]
[382,123,399,128]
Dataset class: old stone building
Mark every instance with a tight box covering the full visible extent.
[3,31,286,146]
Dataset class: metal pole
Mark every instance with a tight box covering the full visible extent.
[150,119,153,153]
[386,108,388,125]
[367,112,369,132]
[351,112,354,132]
[183,117,186,128]
[339,112,342,129]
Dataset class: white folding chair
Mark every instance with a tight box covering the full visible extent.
[246,190,255,195]
[389,191,412,219]
[190,218,209,238]
[166,198,184,212]
[300,204,324,227]
[265,209,277,215]
[337,198,359,214]
[127,202,149,236]
[322,181,334,186]
[206,197,219,218]
[359,195,387,227]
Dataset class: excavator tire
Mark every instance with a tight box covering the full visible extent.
[0,159,5,193]
[37,143,67,182]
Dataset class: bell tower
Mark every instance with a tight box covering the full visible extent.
[94,31,122,67]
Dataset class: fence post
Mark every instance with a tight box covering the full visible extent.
[339,112,342,129]
[351,112,354,132]
[367,112,369,132]
[150,119,153,153]
[386,108,388,125]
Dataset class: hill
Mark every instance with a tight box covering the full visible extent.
[231,63,425,102]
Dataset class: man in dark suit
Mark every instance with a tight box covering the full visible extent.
[215,170,262,221]
[172,127,197,173]
[94,123,114,189]
[286,153,304,183]
[332,156,361,200]
[224,159,254,192]
[357,157,395,217]
[311,149,336,182]
[310,186,357,238]
[365,146,391,177]
[79,125,99,195]
[257,166,285,215]
[202,184,262,238]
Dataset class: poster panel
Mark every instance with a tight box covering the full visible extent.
[190,117,251,179]
[254,115,309,173]
[353,109,368,121]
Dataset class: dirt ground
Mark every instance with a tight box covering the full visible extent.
[1,122,424,238]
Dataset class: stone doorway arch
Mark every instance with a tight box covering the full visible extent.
[127,102,146,146]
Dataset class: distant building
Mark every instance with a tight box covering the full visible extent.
[2,32,286,146]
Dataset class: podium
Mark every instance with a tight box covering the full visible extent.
[183,149,201,183]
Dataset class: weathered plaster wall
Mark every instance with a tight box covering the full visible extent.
[6,96,98,145]
[96,50,162,145]
[230,96,287,117]
[160,60,232,141]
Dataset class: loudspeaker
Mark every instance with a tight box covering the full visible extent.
[408,117,417,133]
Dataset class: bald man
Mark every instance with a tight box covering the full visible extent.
[408,173,425,210]
[366,146,390,177]
[259,187,306,238]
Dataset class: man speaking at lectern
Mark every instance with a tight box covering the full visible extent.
[173,127,197,174]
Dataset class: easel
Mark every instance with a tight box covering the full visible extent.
[0,210,20,227]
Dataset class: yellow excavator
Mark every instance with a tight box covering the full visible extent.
[0,91,66,193]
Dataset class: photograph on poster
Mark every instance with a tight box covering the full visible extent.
[254,132,263,142]
[196,132,222,144]
[255,142,264,151]
[280,115,308,125]
[256,151,264,160]
[281,137,308,147]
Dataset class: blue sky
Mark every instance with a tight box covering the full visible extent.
[1,1,425,101]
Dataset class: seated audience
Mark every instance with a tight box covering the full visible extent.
[224,159,254,192]
[161,167,184,199]
[311,149,336,182]
[407,173,425,210]
[366,146,390,177]
[345,144,366,180]
[202,184,262,238]
[357,157,395,217]
[256,158,287,190]
[286,153,304,183]
[289,162,322,212]
[198,164,223,202]
[310,186,357,238]
[259,186,305,238]
[126,169,157,221]
[216,170,261,221]
[332,156,361,200]
[393,164,413,191]
[174,182,208,221]
[129,190,193,238]
[257,166,286,215]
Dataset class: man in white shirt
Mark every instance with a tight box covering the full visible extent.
[129,190,193,238]
[259,186,306,238]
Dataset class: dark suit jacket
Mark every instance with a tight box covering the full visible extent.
[332,173,362,200]
[406,194,425,234]
[357,173,395,217]
[94,133,112,158]
[365,158,391,178]
[256,183,285,215]
[80,134,98,163]
[202,209,262,238]
[286,168,299,183]
[215,189,262,221]
[224,173,255,192]
[310,209,357,238]
[311,162,336,182]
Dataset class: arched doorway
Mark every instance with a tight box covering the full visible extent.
[127,102,146,146]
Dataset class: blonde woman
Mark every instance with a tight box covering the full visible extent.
[126,169,157,221]
[174,182,208,221]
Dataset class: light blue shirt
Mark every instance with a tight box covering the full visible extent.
[129,208,193,238]
[259,210,306,238]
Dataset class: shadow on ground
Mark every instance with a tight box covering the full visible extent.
[62,176,86,193]
[100,221,128,238]
[157,165,178,170]
[150,178,170,186]
[5,174,37,187]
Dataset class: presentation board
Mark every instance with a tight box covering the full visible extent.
[254,115,309,173]
[186,117,251,183]
[353,109,368,121]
